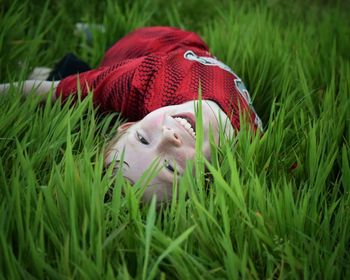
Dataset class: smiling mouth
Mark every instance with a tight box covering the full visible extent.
[172,113,196,139]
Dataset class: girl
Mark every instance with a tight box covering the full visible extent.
[0,26,263,202]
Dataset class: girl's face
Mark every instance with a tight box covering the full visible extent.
[105,101,230,203]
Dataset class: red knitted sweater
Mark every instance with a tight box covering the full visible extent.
[56,26,262,131]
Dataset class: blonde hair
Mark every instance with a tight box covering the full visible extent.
[104,121,137,164]
[103,122,136,202]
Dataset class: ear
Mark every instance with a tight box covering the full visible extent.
[118,122,136,133]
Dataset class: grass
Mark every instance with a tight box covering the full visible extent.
[1,0,349,278]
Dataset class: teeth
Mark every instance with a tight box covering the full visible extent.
[174,117,196,138]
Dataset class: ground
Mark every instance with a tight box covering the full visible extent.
[0,0,349,278]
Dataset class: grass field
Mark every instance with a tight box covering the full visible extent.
[1,0,350,279]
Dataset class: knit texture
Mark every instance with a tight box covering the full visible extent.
[56,26,262,130]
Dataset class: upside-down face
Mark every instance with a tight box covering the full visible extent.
[104,100,233,203]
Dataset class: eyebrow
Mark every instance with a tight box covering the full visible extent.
[107,145,130,168]
[110,161,135,185]
[108,158,130,180]
[115,159,130,168]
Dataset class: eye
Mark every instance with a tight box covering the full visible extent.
[136,131,149,145]
[164,160,181,176]
[164,160,175,173]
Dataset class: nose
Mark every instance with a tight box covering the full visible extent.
[160,126,182,148]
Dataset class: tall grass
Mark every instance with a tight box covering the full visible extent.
[1,0,349,278]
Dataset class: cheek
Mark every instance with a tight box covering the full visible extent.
[202,142,212,161]
[184,149,196,161]
[142,183,173,203]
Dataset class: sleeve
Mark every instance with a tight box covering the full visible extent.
[55,58,143,114]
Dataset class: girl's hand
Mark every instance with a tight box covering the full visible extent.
[0,80,59,101]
